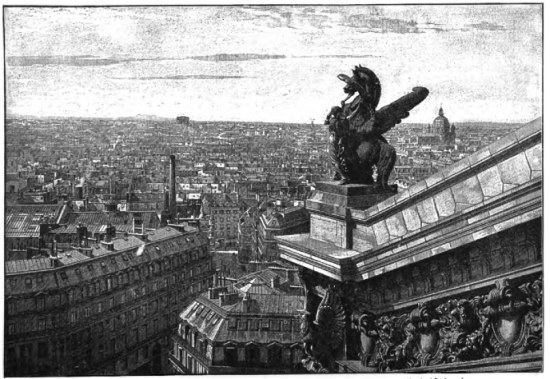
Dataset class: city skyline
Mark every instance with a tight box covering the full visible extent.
[5,5,542,123]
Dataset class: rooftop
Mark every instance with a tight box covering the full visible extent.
[66,210,160,229]
[5,203,66,238]
[4,226,207,295]
[180,291,304,344]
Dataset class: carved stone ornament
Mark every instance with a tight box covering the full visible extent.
[298,270,346,373]
[353,276,542,372]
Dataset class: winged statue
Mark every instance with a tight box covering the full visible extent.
[325,65,429,186]
[301,285,346,373]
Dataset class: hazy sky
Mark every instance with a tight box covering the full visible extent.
[4,5,542,123]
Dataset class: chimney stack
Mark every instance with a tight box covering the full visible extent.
[220,292,239,306]
[50,255,59,268]
[76,186,83,200]
[105,223,116,242]
[52,238,58,258]
[164,189,170,211]
[169,155,177,220]
[242,294,251,312]
[77,223,88,247]
[208,287,227,300]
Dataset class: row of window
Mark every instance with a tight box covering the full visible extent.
[178,324,209,355]
[6,259,211,315]
[6,333,163,375]
[214,225,237,232]
[227,318,298,332]
[172,344,208,374]
[8,244,209,292]
[210,344,302,368]
[212,210,240,214]
[6,277,212,335]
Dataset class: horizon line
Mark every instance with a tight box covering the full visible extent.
[5,114,534,125]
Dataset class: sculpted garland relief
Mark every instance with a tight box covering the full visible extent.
[353,276,542,372]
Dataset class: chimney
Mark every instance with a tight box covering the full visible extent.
[50,256,59,268]
[84,196,89,211]
[100,241,115,251]
[209,286,227,300]
[105,223,116,242]
[213,271,219,287]
[242,294,251,312]
[287,270,294,283]
[169,155,177,220]
[270,276,280,289]
[220,292,239,306]
[51,238,58,258]
[80,246,93,257]
[164,190,170,211]
[77,223,88,247]
[208,287,219,300]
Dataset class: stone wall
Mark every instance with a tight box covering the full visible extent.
[350,118,541,281]
[277,119,542,373]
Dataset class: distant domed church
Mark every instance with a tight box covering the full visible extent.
[433,106,456,146]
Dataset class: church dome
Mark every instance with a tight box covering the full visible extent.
[433,106,450,135]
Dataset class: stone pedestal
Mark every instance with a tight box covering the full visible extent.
[307,181,397,249]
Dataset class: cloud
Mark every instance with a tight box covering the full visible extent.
[6,53,287,67]
[188,53,286,62]
[467,21,506,31]
[343,15,422,34]
[115,74,252,80]
[6,55,141,67]
[293,54,383,59]
[239,6,334,30]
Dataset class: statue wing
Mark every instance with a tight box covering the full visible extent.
[314,286,346,348]
[374,86,429,135]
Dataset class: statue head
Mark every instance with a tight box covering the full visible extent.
[337,65,381,108]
